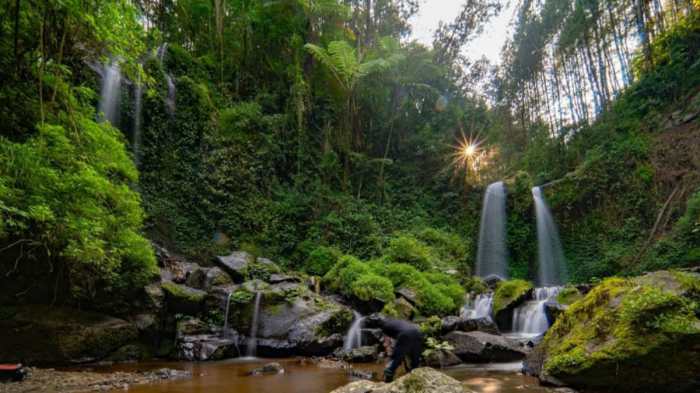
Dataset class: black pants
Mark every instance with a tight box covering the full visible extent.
[384,331,422,382]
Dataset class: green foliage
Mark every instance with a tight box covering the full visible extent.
[351,274,395,303]
[493,279,532,314]
[230,290,255,304]
[304,245,342,276]
[385,234,433,270]
[419,315,443,339]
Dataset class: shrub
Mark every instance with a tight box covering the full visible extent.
[385,234,433,270]
[304,246,342,276]
[351,274,395,303]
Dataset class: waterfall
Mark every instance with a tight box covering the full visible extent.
[343,311,364,351]
[132,82,143,167]
[98,61,121,126]
[476,181,508,279]
[246,292,262,357]
[532,187,567,286]
[511,287,561,336]
[165,73,176,115]
[462,292,494,320]
[157,43,168,63]
[222,291,233,338]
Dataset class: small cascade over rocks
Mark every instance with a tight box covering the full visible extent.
[511,287,561,337]
[476,181,508,279]
[98,60,122,125]
[462,292,494,320]
[222,291,234,338]
[165,74,176,115]
[246,291,262,357]
[532,186,567,286]
[343,311,364,351]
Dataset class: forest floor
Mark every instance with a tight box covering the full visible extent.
[0,367,190,393]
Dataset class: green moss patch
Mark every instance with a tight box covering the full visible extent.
[556,286,583,305]
[540,272,700,391]
[493,279,532,314]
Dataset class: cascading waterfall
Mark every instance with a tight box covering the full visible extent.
[132,81,143,167]
[511,287,561,336]
[462,293,494,320]
[246,292,262,357]
[98,61,122,125]
[476,181,508,279]
[532,187,567,286]
[343,311,364,351]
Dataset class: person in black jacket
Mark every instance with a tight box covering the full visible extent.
[364,314,423,382]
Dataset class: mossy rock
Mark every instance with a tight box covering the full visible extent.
[0,305,138,365]
[493,279,533,314]
[162,281,207,315]
[529,271,700,392]
[556,286,583,305]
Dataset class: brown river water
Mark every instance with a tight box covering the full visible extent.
[96,358,556,393]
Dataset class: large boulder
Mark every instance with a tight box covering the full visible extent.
[214,251,256,283]
[492,279,533,331]
[525,271,700,393]
[0,305,138,365]
[186,266,232,291]
[176,334,238,361]
[161,281,206,315]
[227,282,353,356]
[330,367,474,393]
[441,315,499,335]
[423,349,463,368]
[444,331,528,362]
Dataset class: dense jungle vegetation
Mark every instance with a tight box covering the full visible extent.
[0,0,698,312]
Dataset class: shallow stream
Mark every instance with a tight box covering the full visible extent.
[97,358,556,393]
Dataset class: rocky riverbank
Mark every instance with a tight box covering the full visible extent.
[0,367,189,393]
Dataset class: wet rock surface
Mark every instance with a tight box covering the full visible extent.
[330,367,474,393]
[249,362,285,376]
[0,367,190,393]
[214,251,256,283]
[423,349,463,368]
[0,305,138,365]
[444,331,528,362]
[333,345,379,363]
[441,315,499,335]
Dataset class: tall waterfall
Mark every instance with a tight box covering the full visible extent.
[476,181,508,279]
[222,291,233,338]
[462,293,494,320]
[132,82,143,167]
[511,287,561,336]
[343,311,364,351]
[532,187,567,286]
[165,73,176,115]
[98,61,121,125]
[246,292,262,357]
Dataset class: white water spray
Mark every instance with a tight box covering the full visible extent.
[462,293,494,320]
[132,81,143,167]
[246,292,262,357]
[476,181,508,279]
[98,61,121,125]
[343,311,364,351]
[511,287,561,336]
[532,187,567,286]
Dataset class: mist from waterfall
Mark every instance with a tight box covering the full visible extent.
[532,187,567,286]
[476,181,508,279]
[98,61,121,126]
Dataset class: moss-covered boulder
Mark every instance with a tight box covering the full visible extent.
[0,305,138,365]
[227,282,352,356]
[162,281,207,315]
[525,271,700,392]
[493,279,533,330]
[330,367,474,393]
